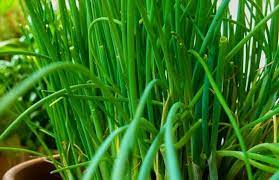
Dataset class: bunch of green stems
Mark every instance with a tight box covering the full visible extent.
[0,0,278,179]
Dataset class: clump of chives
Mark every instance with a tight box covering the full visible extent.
[0,0,278,179]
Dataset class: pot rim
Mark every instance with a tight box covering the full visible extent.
[3,154,59,180]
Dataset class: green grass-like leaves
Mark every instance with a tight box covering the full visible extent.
[0,0,278,179]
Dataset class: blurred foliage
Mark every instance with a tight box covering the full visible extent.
[0,0,15,14]
[0,52,32,94]
[0,0,24,41]
[0,53,51,150]
[0,0,53,151]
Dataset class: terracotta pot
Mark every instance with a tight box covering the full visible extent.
[3,156,61,180]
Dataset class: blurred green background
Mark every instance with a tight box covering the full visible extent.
[0,0,52,176]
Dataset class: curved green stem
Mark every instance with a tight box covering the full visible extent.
[111,79,160,180]
[164,102,184,180]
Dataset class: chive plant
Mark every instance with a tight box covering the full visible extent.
[0,0,278,179]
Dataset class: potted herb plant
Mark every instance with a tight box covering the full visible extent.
[0,0,279,179]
